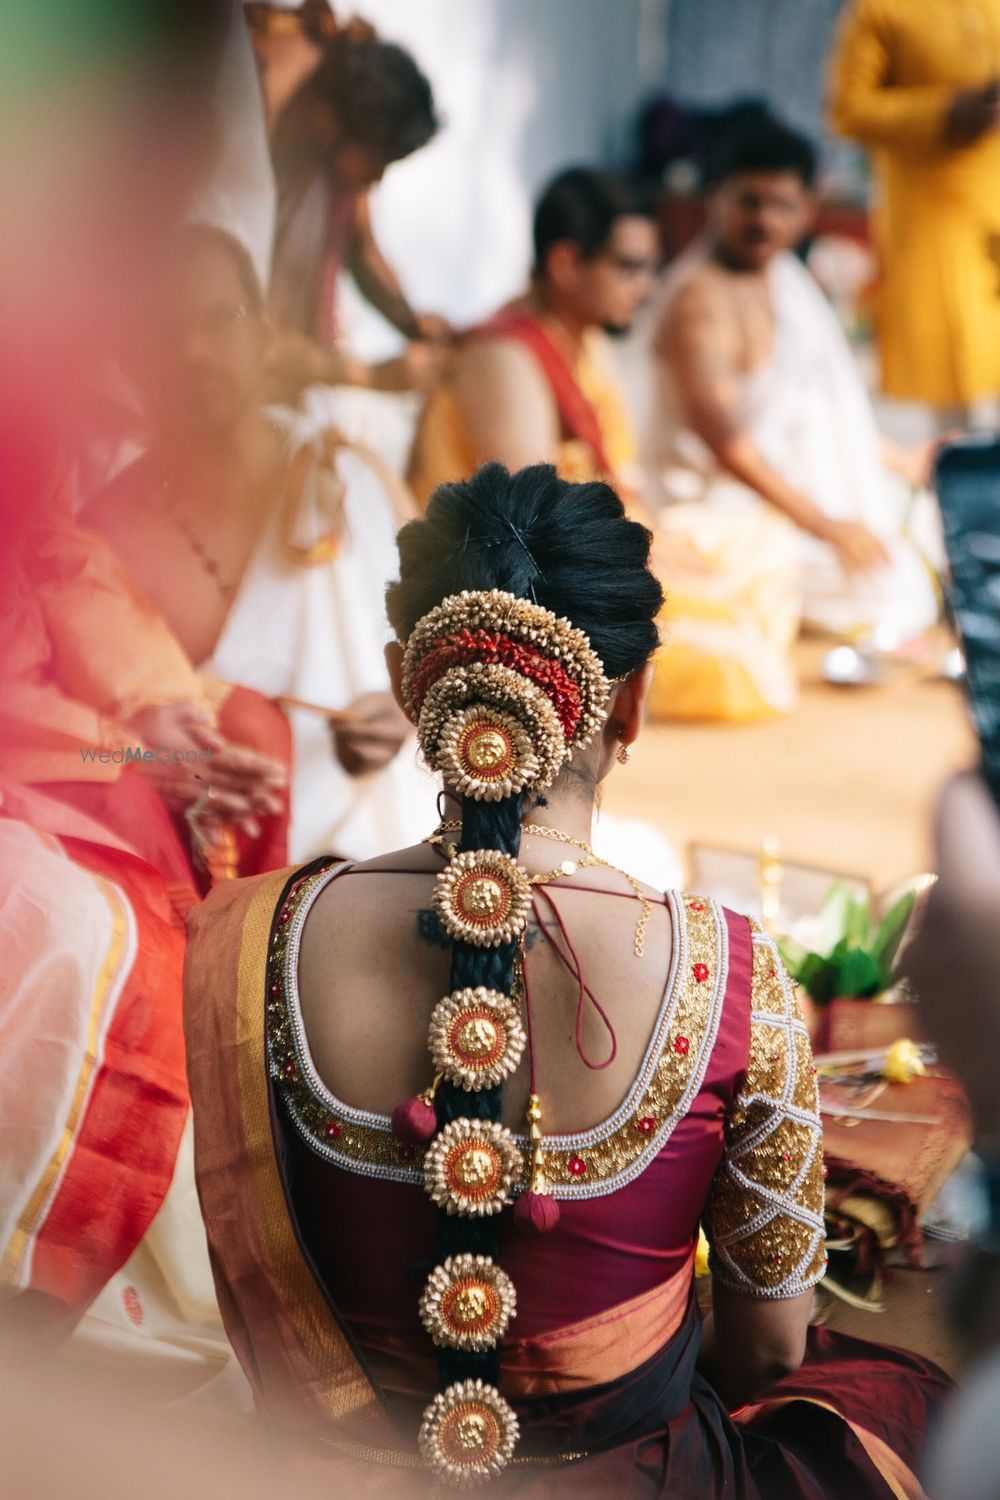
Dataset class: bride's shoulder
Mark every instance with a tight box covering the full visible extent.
[303,846,436,932]
[187,863,297,937]
[348,843,437,874]
[187,858,352,953]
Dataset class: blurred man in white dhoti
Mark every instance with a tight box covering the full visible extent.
[636,116,940,722]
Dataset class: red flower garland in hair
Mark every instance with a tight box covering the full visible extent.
[410,629,583,739]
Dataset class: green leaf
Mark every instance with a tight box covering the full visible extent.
[797,952,839,1006]
[842,891,872,950]
[818,882,859,955]
[873,891,918,989]
[832,945,882,998]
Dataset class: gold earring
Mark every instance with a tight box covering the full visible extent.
[616,742,631,765]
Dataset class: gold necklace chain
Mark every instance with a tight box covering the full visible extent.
[429,821,651,958]
[523,823,651,958]
[157,418,287,602]
[425,830,602,888]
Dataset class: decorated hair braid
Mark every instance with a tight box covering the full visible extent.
[390,589,610,1488]
[434,791,524,1398]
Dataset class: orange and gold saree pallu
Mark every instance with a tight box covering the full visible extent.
[0,782,188,1312]
[184,862,397,1447]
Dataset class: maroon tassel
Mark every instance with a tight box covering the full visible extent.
[391,1095,438,1144]
[514,1190,560,1235]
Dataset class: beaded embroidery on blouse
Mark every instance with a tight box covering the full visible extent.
[266,867,729,1200]
[702,922,827,1298]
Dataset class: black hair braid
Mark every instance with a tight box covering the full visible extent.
[435,790,525,1390]
[387,463,663,1403]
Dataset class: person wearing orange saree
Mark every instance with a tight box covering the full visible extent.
[0,779,189,1328]
[0,0,288,1348]
[86,223,435,864]
[185,463,948,1497]
[0,489,292,897]
[0,525,290,1431]
[407,168,657,507]
[0,485,291,1328]
[0,425,288,1326]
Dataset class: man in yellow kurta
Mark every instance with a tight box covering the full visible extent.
[829,0,1000,415]
[407,168,657,505]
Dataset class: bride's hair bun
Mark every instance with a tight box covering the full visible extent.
[401,588,611,799]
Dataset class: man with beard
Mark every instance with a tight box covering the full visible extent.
[636,115,939,721]
[408,167,658,504]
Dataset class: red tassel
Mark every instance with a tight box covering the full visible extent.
[514,1190,560,1234]
[391,1095,438,1144]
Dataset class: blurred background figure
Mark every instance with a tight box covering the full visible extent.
[635,114,940,723]
[248,2,454,400]
[409,167,681,889]
[906,774,1000,1500]
[0,0,228,1360]
[409,166,658,503]
[0,0,995,1492]
[829,0,1000,430]
[86,224,437,863]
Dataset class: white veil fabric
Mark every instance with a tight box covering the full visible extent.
[188,1,277,290]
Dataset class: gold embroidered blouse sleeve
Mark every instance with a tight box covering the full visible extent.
[702,922,826,1298]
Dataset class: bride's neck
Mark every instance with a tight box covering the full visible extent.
[439,785,597,849]
[521,785,595,846]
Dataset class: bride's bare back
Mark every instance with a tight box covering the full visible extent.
[297,832,672,1134]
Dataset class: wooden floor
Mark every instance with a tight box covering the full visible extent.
[607,636,976,1372]
[605,636,975,892]
[819,1266,963,1373]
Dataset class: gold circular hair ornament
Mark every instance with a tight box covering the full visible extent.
[419,1254,517,1352]
[418,663,566,793]
[436,704,540,802]
[428,987,526,1091]
[418,1379,520,1488]
[423,1118,523,1217]
[433,848,531,948]
[402,589,610,741]
[402,589,611,796]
